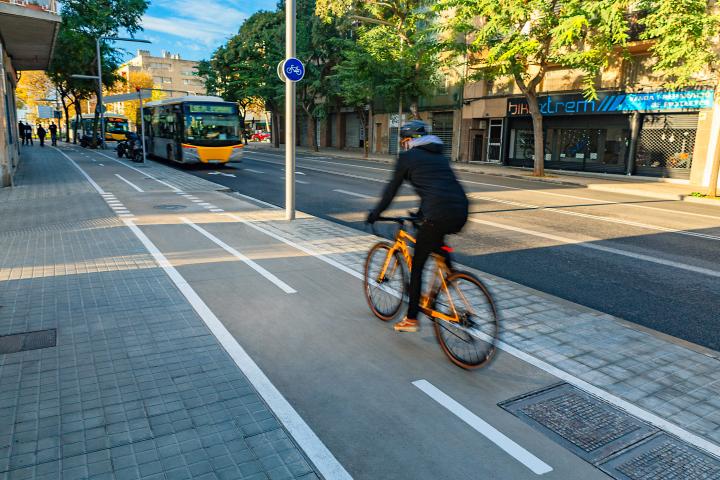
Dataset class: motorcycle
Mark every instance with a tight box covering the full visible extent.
[116,132,144,162]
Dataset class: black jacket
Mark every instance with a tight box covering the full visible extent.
[372,140,468,221]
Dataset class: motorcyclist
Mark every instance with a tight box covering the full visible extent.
[367,120,469,332]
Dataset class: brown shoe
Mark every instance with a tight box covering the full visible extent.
[394,317,419,333]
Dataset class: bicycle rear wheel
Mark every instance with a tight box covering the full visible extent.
[364,242,407,321]
[433,271,498,369]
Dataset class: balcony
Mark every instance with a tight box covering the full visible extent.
[0,0,61,70]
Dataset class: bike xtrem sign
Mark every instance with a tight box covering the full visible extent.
[277,57,305,83]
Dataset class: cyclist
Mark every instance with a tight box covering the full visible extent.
[366,120,469,332]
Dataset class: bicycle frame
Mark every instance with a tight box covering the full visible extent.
[377,226,461,324]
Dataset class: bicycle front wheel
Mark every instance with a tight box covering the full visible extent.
[364,242,407,321]
[433,271,498,369]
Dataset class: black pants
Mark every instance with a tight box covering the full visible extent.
[39,136,45,147]
[27,135,33,145]
[51,134,57,146]
[407,215,467,319]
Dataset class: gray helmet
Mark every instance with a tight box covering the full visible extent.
[400,120,429,139]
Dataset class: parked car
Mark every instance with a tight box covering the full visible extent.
[250,131,271,142]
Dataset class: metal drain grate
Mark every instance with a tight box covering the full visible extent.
[153,204,187,210]
[0,329,56,354]
[499,383,657,464]
[600,433,720,480]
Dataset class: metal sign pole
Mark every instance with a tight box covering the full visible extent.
[139,89,147,164]
[285,0,296,220]
[96,38,106,149]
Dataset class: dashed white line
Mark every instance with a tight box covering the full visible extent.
[234,193,281,209]
[413,380,553,475]
[333,189,373,199]
[95,151,181,192]
[210,208,225,212]
[114,174,144,192]
[245,169,265,174]
[180,217,296,294]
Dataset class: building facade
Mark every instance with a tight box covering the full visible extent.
[118,50,206,97]
[0,0,60,186]
[460,50,719,187]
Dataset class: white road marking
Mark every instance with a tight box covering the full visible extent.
[333,189,373,199]
[234,193,281,209]
[224,207,720,460]
[125,219,348,479]
[296,180,310,185]
[191,200,204,203]
[210,209,225,212]
[114,174,144,192]
[208,171,236,177]
[180,217,297,294]
[198,203,213,207]
[413,380,553,475]
[53,147,106,194]
[98,163,104,166]
[62,154,349,479]
[471,194,720,242]
[245,169,265,174]
[468,217,720,278]
[95,151,181,192]
[250,151,720,220]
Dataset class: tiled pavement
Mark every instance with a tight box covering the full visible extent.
[236,212,720,449]
[0,148,318,479]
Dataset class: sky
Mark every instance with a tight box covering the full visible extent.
[119,0,278,63]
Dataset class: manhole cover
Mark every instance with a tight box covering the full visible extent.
[499,383,657,464]
[599,433,720,479]
[0,329,56,354]
[153,204,187,210]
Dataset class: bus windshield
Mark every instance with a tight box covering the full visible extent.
[106,118,128,134]
[184,104,240,141]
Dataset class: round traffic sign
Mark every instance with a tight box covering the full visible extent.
[283,58,305,82]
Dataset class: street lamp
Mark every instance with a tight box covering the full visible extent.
[74,36,150,149]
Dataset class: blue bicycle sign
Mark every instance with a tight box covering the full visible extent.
[283,58,305,82]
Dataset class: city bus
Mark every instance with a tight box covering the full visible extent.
[143,96,244,164]
[72,114,130,143]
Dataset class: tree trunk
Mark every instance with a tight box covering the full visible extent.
[358,107,368,158]
[309,114,319,152]
[63,102,71,142]
[73,100,82,144]
[526,93,545,177]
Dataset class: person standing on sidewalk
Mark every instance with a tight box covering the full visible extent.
[37,124,47,147]
[49,122,58,146]
[18,121,26,146]
[25,123,33,146]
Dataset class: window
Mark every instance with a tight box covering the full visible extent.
[182,70,194,76]
[152,76,163,84]
[150,62,170,69]
[163,77,172,84]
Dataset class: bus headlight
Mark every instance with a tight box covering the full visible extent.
[181,145,201,162]
[230,145,244,161]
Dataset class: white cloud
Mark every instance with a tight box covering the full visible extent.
[142,0,248,48]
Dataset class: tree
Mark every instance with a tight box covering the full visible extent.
[53,0,149,146]
[438,0,631,176]
[638,0,720,196]
[110,70,153,128]
[218,10,285,147]
[316,0,440,120]
[16,71,54,124]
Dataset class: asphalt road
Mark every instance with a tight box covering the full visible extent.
[172,147,720,351]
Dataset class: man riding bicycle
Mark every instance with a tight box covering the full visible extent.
[367,120,469,333]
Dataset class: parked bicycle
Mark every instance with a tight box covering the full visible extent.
[363,215,499,369]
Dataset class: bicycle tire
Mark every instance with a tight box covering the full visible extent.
[364,242,407,321]
[433,271,498,369]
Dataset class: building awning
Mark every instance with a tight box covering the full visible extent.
[0,1,61,70]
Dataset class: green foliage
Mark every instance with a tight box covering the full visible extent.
[638,0,719,88]
[317,0,441,116]
[438,0,631,100]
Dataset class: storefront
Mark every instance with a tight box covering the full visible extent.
[505,90,714,178]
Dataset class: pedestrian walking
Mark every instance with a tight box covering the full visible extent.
[49,122,58,146]
[37,124,46,147]
[18,122,27,146]
[25,123,33,146]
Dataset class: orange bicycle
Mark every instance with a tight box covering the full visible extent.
[363,216,499,369]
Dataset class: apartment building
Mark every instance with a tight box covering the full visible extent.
[0,0,60,186]
[118,50,206,97]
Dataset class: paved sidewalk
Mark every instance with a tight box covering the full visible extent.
[0,148,317,479]
[246,143,720,206]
